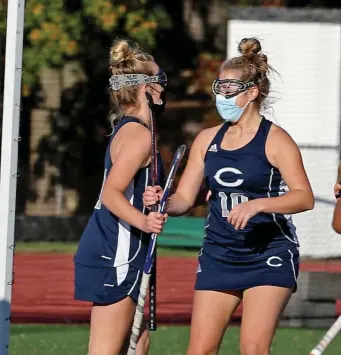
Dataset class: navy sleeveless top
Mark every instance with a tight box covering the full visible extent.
[203,117,298,262]
[74,116,164,270]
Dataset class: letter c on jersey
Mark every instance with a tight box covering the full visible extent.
[266,256,283,268]
[214,167,244,187]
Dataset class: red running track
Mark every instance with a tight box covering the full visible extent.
[11,254,341,324]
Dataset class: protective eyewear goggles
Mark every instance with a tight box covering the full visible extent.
[212,77,265,99]
[109,69,167,91]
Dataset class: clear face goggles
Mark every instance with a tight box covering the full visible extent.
[109,69,167,91]
[212,76,265,99]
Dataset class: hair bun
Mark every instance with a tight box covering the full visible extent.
[109,39,136,65]
[238,38,262,59]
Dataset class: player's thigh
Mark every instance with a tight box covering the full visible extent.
[187,290,242,355]
[89,297,136,355]
[240,285,293,355]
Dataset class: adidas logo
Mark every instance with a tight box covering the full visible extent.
[208,144,217,152]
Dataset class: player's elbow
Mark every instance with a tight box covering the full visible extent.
[101,186,112,207]
[302,191,315,211]
[101,184,121,211]
[167,193,192,216]
[332,220,341,234]
[332,202,341,234]
[306,195,315,211]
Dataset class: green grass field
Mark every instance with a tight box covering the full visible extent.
[9,324,341,355]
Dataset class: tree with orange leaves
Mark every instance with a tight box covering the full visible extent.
[23,0,171,95]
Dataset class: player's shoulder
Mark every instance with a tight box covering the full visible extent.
[191,124,224,157]
[114,119,151,145]
[193,124,224,146]
[110,119,151,161]
[267,122,296,146]
[118,119,150,136]
[266,121,299,158]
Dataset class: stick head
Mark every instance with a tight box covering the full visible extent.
[175,144,187,161]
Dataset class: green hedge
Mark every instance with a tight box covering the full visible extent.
[158,216,205,248]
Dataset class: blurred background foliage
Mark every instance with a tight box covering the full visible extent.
[23,0,171,95]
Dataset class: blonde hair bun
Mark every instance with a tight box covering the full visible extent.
[109,39,137,65]
[238,38,262,60]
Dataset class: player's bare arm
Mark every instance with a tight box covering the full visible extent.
[260,125,315,214]
[332,199,341,234]
[102,123,165,234]
[334,161,341,198]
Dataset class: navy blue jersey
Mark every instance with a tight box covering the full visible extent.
[203,117,298,262]
[74,116,164,271]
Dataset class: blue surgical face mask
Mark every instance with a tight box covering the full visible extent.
[215,93,250,123]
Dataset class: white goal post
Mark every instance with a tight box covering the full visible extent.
[0,0,25,353]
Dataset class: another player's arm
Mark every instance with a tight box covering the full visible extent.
[259,127,315,214]
[336,161,341,184]
[334,161,341,198]
[332,199,341,234]
[165,130,210,216]
[332,162,341,233]
[101,123,164,233]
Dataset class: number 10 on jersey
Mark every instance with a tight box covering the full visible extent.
[219,192,248,217]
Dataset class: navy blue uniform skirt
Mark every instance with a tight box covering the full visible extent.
[195,246,299,293]
[74,262,142,304]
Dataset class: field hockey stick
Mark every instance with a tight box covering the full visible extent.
[145,92,158,332]
[309,314,341,355]
[127,144,187,355]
